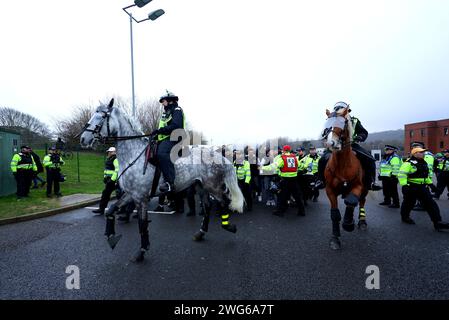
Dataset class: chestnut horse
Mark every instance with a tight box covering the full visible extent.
[321,108,368,250]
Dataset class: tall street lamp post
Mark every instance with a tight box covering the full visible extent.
[123,0,165,117]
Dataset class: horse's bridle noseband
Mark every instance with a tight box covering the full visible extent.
[76,108,112,142]
[322,117,351,148]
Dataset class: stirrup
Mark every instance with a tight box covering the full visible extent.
[159,182,173,193]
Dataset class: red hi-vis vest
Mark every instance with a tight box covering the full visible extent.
[281,154,298,173]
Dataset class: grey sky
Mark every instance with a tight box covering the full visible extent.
[1,0,448,145]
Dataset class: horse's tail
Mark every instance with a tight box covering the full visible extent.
[223,165,244,213]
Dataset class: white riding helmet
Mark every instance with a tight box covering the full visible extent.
[159,90,179,103]
[333,101,351,113]
[106,147,116,152]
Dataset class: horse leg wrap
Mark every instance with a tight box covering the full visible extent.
[200,212,210,233]
[342,206,355,232]
[221,213,237,233]
[344,192,359,207]
[104,215,115,237]
[138,219,150,251]
[331,208,341,237]
[359,207,366,220]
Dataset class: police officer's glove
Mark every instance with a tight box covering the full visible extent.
[354,135,362,143]
[150,129,160,137]
[104,177,111,184]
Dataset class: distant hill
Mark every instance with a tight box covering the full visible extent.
[365,129,404,143]
[288,129,405,151]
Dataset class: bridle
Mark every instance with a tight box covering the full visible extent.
[76,107,153,143]
[78,108,112,142]
[322,115,352,149]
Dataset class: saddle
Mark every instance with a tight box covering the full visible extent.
[144,139,159,168]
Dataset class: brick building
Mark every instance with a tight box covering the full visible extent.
[404,118,449,154]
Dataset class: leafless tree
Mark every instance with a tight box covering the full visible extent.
[0,107,51,137]
[53,105,95,148]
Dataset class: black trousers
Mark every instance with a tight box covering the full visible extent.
[16,170,33,197]
[303,174,319,200]
[381,176,399,205]
[277,177,305,213]
[157,140,176,185]
[400,184,441,223]
[435,172,449,197]
[99,181,117,211]
[238,180,252,211]
[46,168,61,195]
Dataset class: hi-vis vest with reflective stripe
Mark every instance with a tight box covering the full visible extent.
[276,153,298,178]
[10,153,37,172]
[234,160,251,183]
[157,107,186,142]
[300,154,320,175]
[379,154,402,177]
[351,117,359,141]
[424,153,435,178]
[43,154,65,169]
[398,159,432,186]
[104,157,119,182]
[438,158,449,172]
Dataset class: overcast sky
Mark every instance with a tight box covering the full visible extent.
[1,0,448,145]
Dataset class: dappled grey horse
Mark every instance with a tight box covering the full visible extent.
[79,99,244,262]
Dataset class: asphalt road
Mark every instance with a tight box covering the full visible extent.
[1,191,449,300]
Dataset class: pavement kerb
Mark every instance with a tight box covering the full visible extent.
[0,197,105,226]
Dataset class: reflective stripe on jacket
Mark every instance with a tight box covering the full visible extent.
[379,154,402,177]
[398,158,432,186]
[43,154,65,169]
[104,156,119,182]
[234,160,251,184]
[11,153,37,172]
[276,152,298,178]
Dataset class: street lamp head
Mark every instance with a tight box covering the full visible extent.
[148,9,165,21]
[134,0,153,8]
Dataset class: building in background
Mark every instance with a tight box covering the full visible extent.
[404,118,449,154]
[0,128,22,196]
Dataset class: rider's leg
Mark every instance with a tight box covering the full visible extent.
[157,140,176,192]
[316,150,331,188]
[352,144,381,190]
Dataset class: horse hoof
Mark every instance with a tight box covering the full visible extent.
[131,249,146,263]
[342,221,355,232]
[222,224,237,233]
[107,234,122,250]
[358,220,368,231]
[329,237,341,250]
[193,231,205,241]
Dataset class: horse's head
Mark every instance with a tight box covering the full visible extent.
[321,106,351,151]
[79,98,119,148]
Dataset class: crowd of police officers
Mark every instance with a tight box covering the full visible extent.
[10,145,64,200]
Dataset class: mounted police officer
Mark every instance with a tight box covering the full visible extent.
[398,147,449,231]
[317,101,382,191]
[378,145,402,208]
[151,90,185,194]
[43,146,65,197]
[92,147,119,215]
[10,145,37,199]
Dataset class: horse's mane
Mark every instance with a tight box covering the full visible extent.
[112,105,144,135]
[346,114,354,143]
